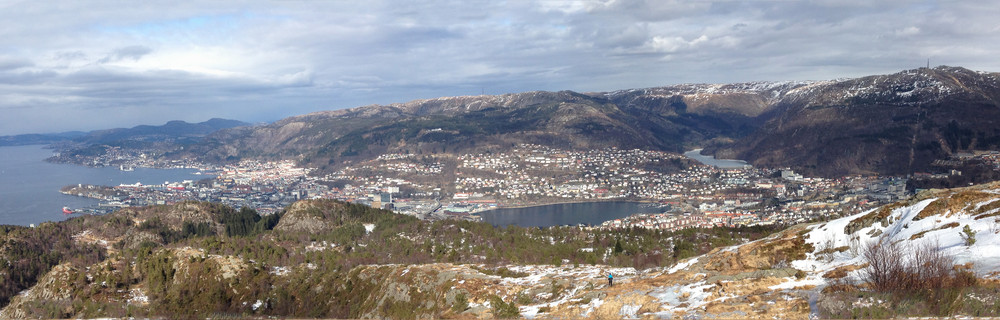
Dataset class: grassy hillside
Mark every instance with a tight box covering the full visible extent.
[0,200,782,318]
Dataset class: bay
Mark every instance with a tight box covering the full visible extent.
[477,201,666,228]
[0,145,208,226]
[684,149,751,168]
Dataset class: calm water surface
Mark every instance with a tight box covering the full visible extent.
[0,145,207,226]
[684,149,751,168]
[478,201,665,228]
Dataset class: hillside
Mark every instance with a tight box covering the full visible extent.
[3,183,1000,318]
[156,67,1000,179]
[47,118,249,163]
[171,85,808,172]
[713,66,1000,177]
[0,198,771,318]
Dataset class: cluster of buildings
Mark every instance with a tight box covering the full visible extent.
[62,143,920,231]
[456,145,693,201]
[52,145,203,169]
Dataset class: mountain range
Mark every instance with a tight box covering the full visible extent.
[153,66,1000,178]
[22,66,1000,181]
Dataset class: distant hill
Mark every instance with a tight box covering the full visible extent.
[0,131,86,146]
[44,118,250,162]
[75,118,250,145]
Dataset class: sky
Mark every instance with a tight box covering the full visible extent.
[1,0,998,136]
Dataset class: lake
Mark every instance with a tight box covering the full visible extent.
[0,145,208,226]
[684,149,751,168]
[477,201,667,228]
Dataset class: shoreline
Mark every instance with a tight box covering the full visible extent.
[683,148,751,167]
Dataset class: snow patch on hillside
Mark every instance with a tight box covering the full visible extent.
[794,195,1000,282]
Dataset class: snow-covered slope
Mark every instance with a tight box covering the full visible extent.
[796,187,1000,281]
[491,182,1000,319]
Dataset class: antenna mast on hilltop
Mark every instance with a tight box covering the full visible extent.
[927,58,930,69]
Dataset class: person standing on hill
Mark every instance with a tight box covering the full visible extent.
[608,273,613,287]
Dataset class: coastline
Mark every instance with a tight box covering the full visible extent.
[685,148,749,162]
[684,148,751,168]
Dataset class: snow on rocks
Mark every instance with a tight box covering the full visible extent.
[270,266,290,276]
[667,256,699,274]
[126,288,149,305]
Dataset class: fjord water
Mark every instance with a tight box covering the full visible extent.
[683,149,751,168]
[0,145,206,226]
[478,201,665,228]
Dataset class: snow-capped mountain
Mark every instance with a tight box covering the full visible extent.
[715,66,1000,178]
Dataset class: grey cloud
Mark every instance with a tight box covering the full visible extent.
[98,45,153,64]
[0,70,57,85]
[1,1,1000,135]
[54,51,87,61]
[0,57,34,71]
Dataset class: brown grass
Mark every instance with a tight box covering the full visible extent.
[910,222,961,240]
[816,246,850,255]
[947,191,994,216]
[916,198,948,220]
[823,264,867,279]
[974,199,1000,219]
[846,202,907,235]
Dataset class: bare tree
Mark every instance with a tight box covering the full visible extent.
[862,236,905,292]
[862,237,954,293]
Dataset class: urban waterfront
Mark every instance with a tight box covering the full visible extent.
[478,201,666,227]
[6,141,947,231]
[474,150,750,228]
[0,145,207,226]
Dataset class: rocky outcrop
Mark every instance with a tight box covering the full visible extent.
[115,202,219,232]
[0,263,77,319]
[273,200,340,233]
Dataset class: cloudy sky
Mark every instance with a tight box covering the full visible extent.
[1,0,998,135]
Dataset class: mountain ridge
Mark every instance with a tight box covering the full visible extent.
[40,66,1000,181]
[714,66,1000,177]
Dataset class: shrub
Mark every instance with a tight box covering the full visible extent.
[451,292,468,313]
[489,295,519,319]
[859,237,986,317]
[961,225,976,246]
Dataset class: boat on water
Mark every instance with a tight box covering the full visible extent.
[62,206,75,214]
[119,165,134,171]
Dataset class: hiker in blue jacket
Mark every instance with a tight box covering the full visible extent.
[608,273,613,287]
